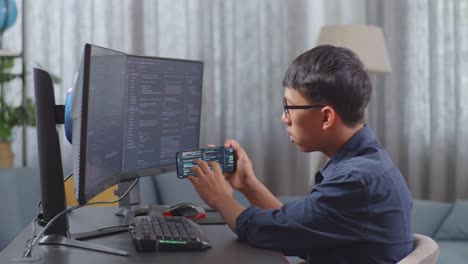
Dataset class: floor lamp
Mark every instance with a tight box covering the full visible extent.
[317,24,392,74]
[316,24,392,125]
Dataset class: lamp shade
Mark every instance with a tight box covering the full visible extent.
[317,24,392,73]
[0,49,21,57]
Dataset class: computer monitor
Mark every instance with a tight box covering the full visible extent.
[72,44,203,205]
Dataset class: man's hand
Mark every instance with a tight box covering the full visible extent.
[223,139,258,192]
[187,160,233,208]
[193,141,282,211]
[187,159,246,231]
[224,139,283,210]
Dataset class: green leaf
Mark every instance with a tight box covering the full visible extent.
[0,123,13,142]
[0,57,14,69]
[0,72,22,83]
[24,98,36,126]
[0,56,22,84]
[4,58,14,69]
[0,97,36,142]
[0,55,37,142]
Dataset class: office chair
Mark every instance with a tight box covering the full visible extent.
[397,234,439,264]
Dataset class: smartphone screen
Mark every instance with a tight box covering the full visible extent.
[176,147,236,178]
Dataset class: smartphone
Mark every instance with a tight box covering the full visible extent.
[176,147,236,178]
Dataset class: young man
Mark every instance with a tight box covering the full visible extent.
[188,45,414,263]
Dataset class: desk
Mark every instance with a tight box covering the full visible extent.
[0,206,288,263]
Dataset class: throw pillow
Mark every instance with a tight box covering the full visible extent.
[434,200,468,240]
[412,199,453,237]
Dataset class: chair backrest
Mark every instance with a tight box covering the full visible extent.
[397,234,439,264]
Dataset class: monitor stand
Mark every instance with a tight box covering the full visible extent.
[38,235,128,256]
[115,178,146,222]
[32,211,129,257]
[41,180,153,255]
[116,175,167,220]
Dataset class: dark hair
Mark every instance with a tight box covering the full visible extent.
[282,45,372,127]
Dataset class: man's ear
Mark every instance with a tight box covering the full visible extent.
[321,106,335,129]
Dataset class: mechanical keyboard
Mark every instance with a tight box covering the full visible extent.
[129,215,211,252]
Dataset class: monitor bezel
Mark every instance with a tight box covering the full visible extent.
[76,43,91,204]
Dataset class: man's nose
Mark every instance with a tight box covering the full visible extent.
[281,111,290,125]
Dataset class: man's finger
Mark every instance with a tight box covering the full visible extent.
[195,159,212,175]
[207,144,216,148]
[190,165,206,181]
[226,139,245,157]
[209,161,223,176]
[187,175,199,186]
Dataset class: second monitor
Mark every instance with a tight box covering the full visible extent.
[72,44,204,205]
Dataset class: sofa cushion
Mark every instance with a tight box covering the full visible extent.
[434,200,468,240]
[412,199,452,237]
[436,241,468,264]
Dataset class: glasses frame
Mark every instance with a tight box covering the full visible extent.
[283,98,325,116]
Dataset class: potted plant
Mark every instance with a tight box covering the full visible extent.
[0,53,35,168]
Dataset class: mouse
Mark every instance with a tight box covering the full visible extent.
[163,203,206,219]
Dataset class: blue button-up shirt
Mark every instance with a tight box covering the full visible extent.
[236,126,414,263]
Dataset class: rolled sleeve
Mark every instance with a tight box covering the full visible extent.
[232,177,368,256]
[235,206,261,241]
[234,202,320,256]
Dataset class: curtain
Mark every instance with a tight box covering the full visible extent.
[367,0,468,201]
[3,0,365,196]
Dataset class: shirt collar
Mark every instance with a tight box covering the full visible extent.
[320,125,378,176]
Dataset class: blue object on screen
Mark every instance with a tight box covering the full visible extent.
[64,88,73,143]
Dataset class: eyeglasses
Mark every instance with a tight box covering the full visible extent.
[283,98,325,116]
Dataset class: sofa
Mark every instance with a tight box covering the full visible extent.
[412,199,468,263]
[284,198,467,264]
[0,168,41,252]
